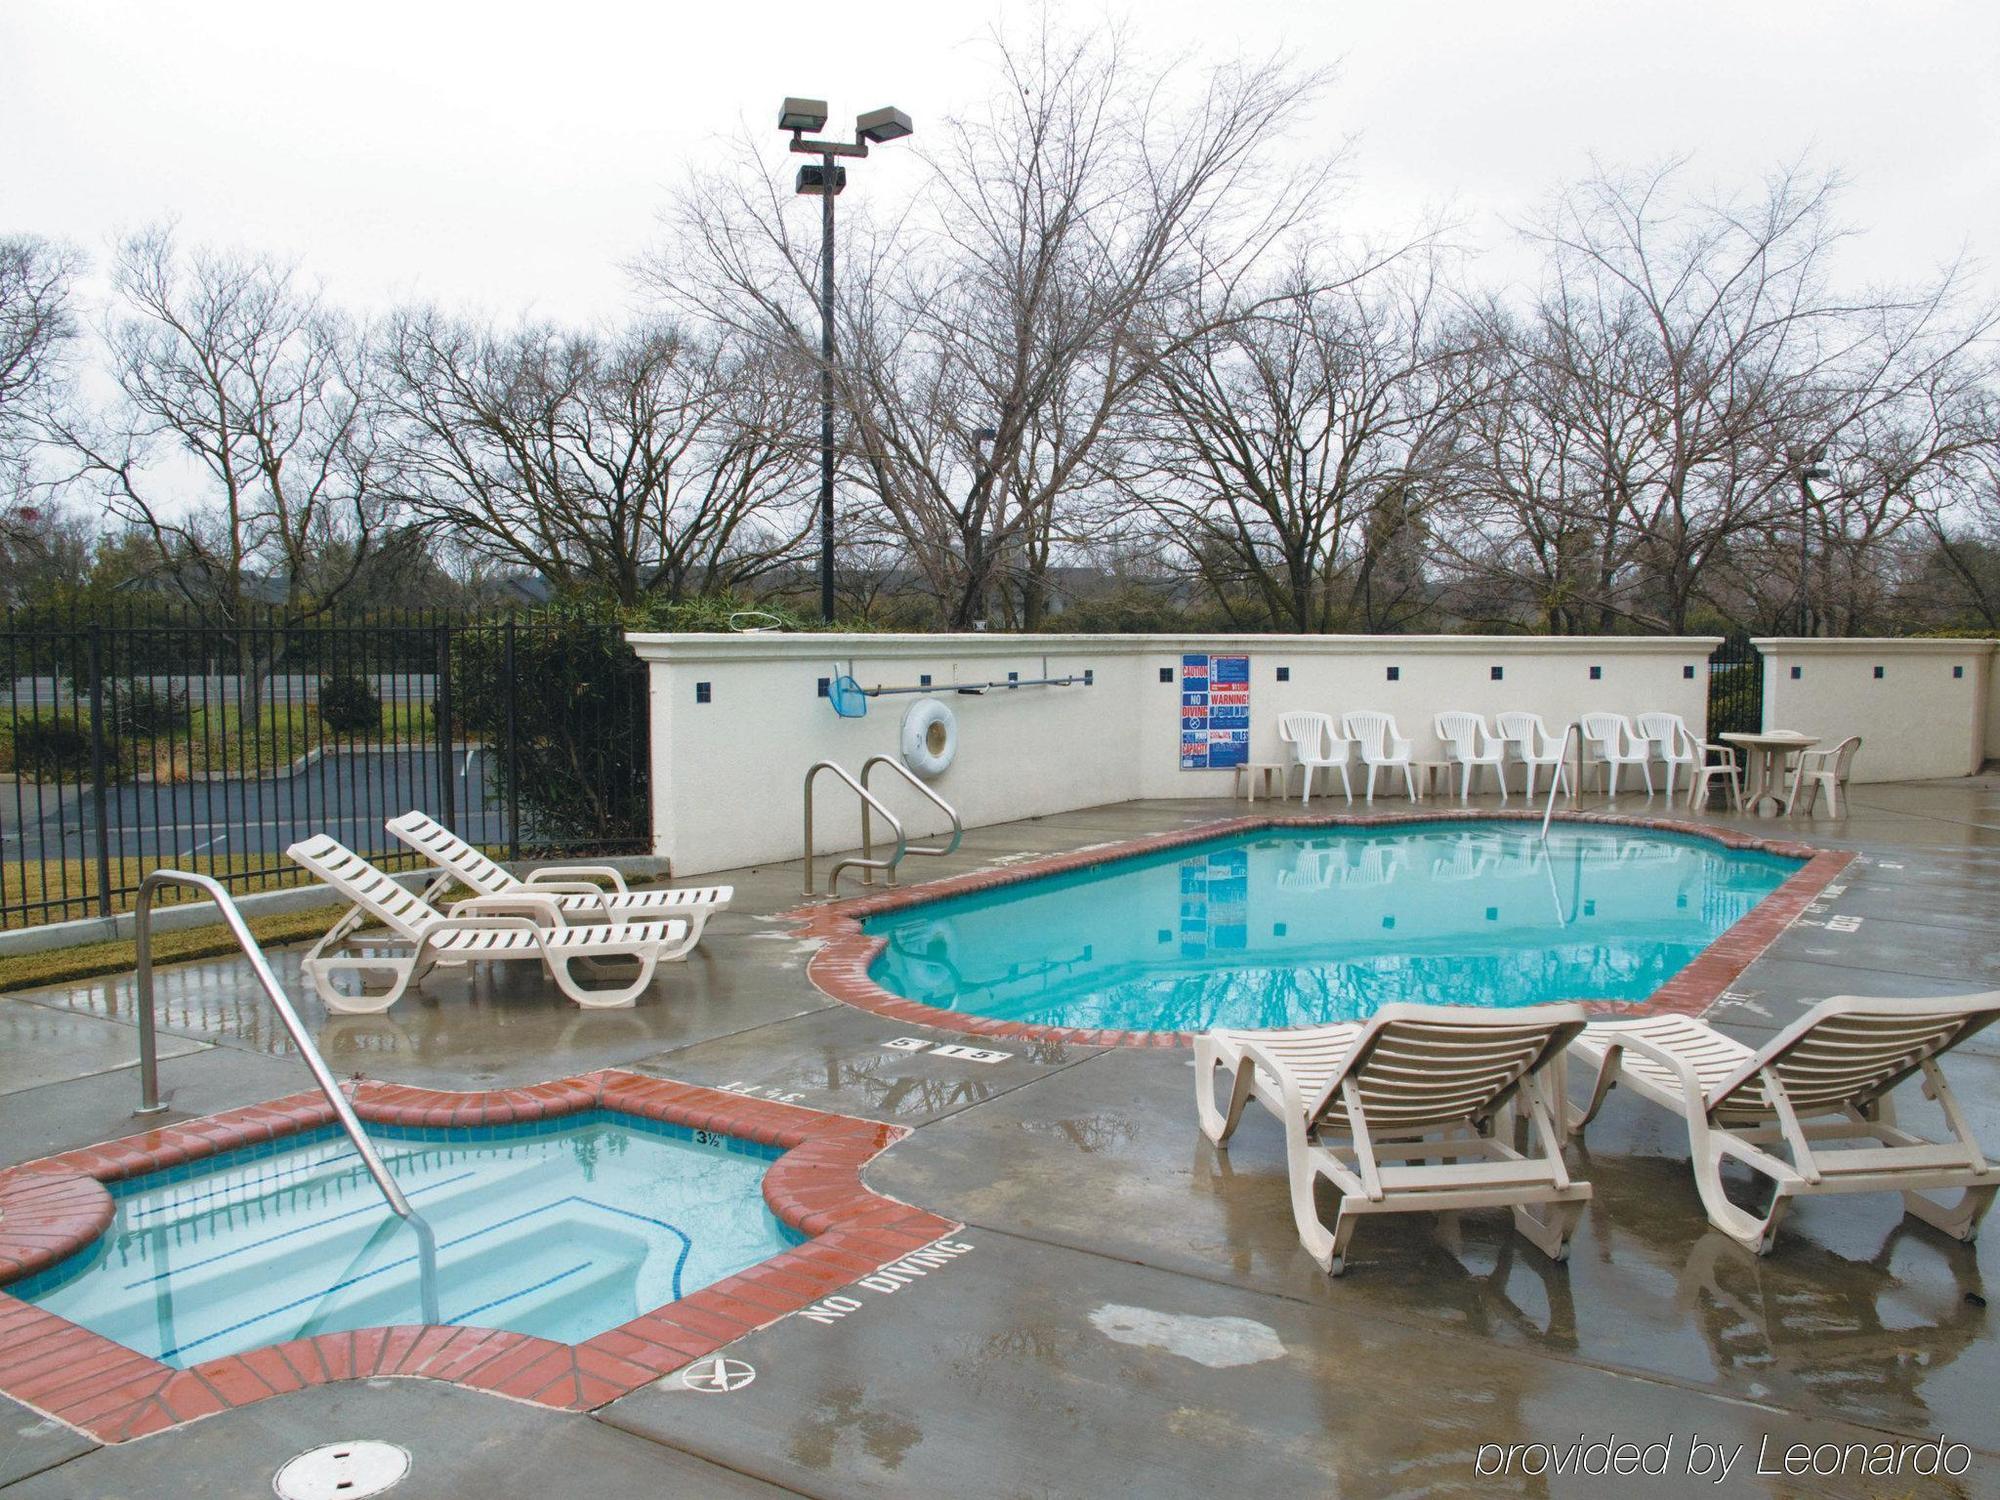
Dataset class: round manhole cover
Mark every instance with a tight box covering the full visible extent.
[273,1440,410,1500]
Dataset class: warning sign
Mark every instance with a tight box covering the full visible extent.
[1179,654,1250,769]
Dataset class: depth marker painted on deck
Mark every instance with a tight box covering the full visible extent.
[880,1038,1014,1064]
[930,1043,1011,1064]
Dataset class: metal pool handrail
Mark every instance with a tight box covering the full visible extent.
[1539,721,1583,841]
[134,870,439,1324]
[859,755,963,885]
[803,762,906,896]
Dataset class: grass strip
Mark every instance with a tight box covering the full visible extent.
[0,904,344,994]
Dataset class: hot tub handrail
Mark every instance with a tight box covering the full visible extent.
[803,762,906,896]
[1539,721,1583,841]
[134,869,439,1324]
[859,755,962,884]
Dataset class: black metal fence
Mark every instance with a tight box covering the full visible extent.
[1706,631,1765,736]
[0,607,650,929]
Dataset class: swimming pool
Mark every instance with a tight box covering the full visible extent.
[16,1112,797,1367]
[863,821,1802,1033]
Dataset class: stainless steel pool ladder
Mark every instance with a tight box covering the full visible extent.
[802,759,963,896]
[1538,721,1583,840]
[133,870,440,1325]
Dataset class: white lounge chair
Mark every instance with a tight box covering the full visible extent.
[1434,711,1509,803]
[1566,994,1999,1253]
[1195,1004,1592,1273]
[1785,734,1861,816]
[1275,712,1353,804]
[1578,712,1654,796]
[1341,711,1417,802]
[1494,711,1572,801]
[387,810,731,952]
[1634,712,1699,801]
[288,834,689,1014]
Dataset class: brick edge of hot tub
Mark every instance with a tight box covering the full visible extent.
[0,1070,958,1441]
[787,808,1854,1048]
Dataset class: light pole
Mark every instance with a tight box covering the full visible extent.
[970,425,998,629]
[779,97,913,624]
[1793,449,1829,636]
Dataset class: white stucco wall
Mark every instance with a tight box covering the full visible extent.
[1755,638,1998,783]
[627,633,1718,875]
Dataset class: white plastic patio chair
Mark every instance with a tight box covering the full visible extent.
[1195,1004,1592,1274]
[1275,712,1353,804]
[1686,740,1745,811]
[1577,713,1654,796]
[1340,711,1417,802]
[1434,711,1509,804]
[1566,992,1999,1253]
[387,810,731,952]
[288,834,689,1014]
[1785,735,1861,817]
[1493,711,1572,801]
[1634,712,1699,801]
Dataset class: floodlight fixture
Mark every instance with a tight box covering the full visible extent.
[778,94,915,623]
[779,98,829,133]
[856,106,913,144]
[795,163,847,196]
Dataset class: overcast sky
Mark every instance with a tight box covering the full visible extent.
[4,0,1996,322]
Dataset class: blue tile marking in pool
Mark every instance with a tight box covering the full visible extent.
[452,1262,595,1326]
[155,1194,697,1361]
[120,1171,481,1288]
[20,1112,791,1367]
[863,821,1802,1033]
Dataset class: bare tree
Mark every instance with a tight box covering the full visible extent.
[0,235,80,453]
[376,310,814,605]
[652,20,1329,626]
[50,227,389,633]
[1126,254,1472,631]
[1452,161,1866,632]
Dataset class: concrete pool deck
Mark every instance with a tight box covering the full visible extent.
[2,779,1998,1497]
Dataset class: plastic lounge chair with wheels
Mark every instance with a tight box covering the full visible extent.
[1634,712,1699,801]
[1434,711,1510,804]
[1578,713,1654,796]
[288,834,688,1014]
[1276,711,1353,804]
[1566,993,1999,1253]
[387,810,731,952]
[1195,1004,1592,1274]
[1341,711,1417,802]
[1494,711,1572,801]
[1785,735,1861,816]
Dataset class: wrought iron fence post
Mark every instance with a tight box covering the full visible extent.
[504,617,520,860]
[435,619,456,832]
[86,624,113,917]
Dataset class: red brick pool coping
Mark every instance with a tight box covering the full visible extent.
[0,1070,958,1442]
[789,809,1853,1048]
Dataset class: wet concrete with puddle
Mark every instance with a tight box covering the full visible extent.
[4,784,1998,1496]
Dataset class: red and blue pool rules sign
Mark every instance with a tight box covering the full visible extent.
[1180,654,1251,769]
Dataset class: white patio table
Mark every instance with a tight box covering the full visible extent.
[1720,730,1819,815]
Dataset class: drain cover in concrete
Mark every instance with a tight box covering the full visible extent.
[273,1440,410,1500]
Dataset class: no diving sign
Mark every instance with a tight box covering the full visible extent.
[679,1356,756,1393]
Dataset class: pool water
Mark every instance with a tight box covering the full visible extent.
[865,823,1800,1032]
[18,1113,797,1367]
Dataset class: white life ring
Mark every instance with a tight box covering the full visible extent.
[900,697,958,779]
